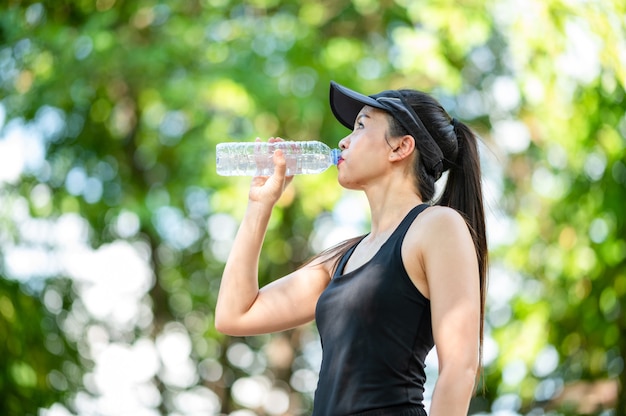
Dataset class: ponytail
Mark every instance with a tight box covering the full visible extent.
[439,120,487,284]
[439,120,488,381]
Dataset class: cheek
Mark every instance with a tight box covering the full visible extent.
[336,161,362,188]
[336,158,382,189]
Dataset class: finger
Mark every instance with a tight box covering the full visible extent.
[272,148,287,178]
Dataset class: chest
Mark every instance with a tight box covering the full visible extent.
[343,236,389,274]
[316,243,431,334]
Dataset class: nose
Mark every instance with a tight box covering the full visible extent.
[338,135,350,150]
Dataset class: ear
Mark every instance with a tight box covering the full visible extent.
[389,134,416,161]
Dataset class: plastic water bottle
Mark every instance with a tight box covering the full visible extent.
[216,141,340,176]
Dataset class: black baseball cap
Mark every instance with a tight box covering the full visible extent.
[329,81,392,130]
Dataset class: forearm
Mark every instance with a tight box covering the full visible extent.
[429,367,477,416]
[215,200,273,332]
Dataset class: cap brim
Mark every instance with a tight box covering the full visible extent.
[330,81,388,130]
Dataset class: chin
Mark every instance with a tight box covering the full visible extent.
[337,176,360,190]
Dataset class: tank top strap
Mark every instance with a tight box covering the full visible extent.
[390,203,430,240]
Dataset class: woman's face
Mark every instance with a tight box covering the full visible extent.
[336,106,395,189]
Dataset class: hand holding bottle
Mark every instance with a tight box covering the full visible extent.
[248,138,294,207]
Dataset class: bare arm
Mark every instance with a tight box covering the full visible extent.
[420,207,481,416]
[215,144,332,336]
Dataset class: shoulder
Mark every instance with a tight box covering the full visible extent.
[401,205,476,298]
[413,205,471,239]
[407,205,475,260]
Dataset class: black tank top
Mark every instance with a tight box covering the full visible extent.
[313,204,433,416]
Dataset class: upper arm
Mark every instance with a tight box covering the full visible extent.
[420,207,480,373]
[219,259,332,336]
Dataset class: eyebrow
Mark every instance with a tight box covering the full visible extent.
[356,113,370,123]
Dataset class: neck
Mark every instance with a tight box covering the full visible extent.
[364,175,423,237]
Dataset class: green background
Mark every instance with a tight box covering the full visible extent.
[0,0,625,414]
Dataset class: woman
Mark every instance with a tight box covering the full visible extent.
[215,81,488,415]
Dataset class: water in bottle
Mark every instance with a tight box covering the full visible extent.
[216,141,340,176]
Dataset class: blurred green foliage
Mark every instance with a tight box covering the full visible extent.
[0,0,624,415]
[0,278,78,415]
